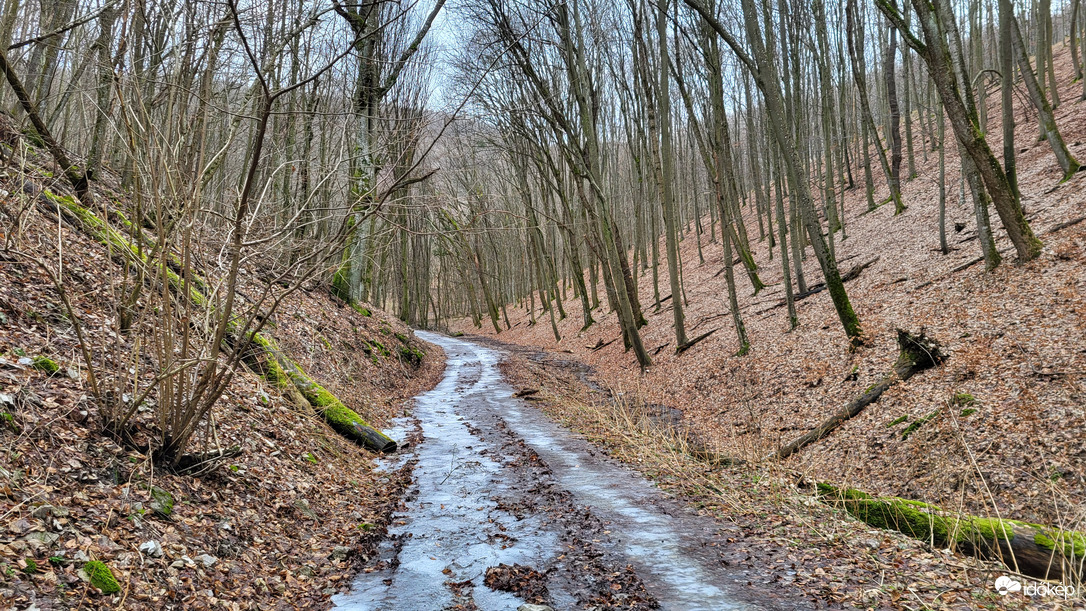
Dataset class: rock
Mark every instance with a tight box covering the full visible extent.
[194,553,217,568]
[331,546,352,561]
[170,555,196,569]
[21,531,60,546]
[518,605,554,611]
[293,498,317,519]
[139,541,163,558]
[30,505,56,519]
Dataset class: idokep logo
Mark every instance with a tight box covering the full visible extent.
[993,575,1078,599]
[994,575,1021,595]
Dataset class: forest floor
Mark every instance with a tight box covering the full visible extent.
[450,46,1086,608]
[0,115,445,609]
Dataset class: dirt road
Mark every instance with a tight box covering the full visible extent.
[334,333,807,610]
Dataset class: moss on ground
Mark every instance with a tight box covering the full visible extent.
[149,486,174,516]
[951,392,976,406]
[368,340,390,357]
[31,356,59,375]
[83,560,120,594]
[886,415,908,428]
[901,410,939,440]
[399,345,424,365]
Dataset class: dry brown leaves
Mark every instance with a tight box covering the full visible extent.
[0,140,444,608]
[451,44,1086,611]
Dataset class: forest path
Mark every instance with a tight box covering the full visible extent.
[333,333,805,611]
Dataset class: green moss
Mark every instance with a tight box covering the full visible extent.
[331,263,351,303]
[817,484,1015,548]
[368,340,390,357]
[83,560,120,594]
[959,408,977,417]
[31,356,59,375]
[350,303,371,317]
[886,415,908,428]
[399,346,424,366]
[276,352,395,452]
[149,486,174,516]
[394,332,408,343]
[22,558,37,574]
[952,392,976,406]
[1034,530,1086,557]
[901,410,939,440]
[247,333,292,389]
[44,191,207,307]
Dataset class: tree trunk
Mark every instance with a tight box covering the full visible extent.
[877,0,1043,262]
[884,27,906,214]
[1011,14,1082,181]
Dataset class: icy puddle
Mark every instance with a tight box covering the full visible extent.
[334,332,760,610]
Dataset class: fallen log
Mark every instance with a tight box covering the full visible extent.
[773,329,945,460]
[587,338,617,351]
[248,334,396,453]
[818,484,1085,581]
[676,328,719,355]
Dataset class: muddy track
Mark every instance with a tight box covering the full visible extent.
[334,333,812,610]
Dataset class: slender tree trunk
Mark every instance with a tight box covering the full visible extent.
[847,0,903,212]
[884,27,906,214]
[938,99,949,254]
[1011,14,1082,180]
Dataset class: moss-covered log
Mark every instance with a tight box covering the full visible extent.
[246,334,396,453]
[819,484,1085,581]
[774,329,946,459]
[43,189,396,454]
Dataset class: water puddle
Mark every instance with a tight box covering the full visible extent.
[334,332,759,610]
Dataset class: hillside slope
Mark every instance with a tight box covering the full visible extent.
[0,117,443,608]
[452,44,1086,599]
